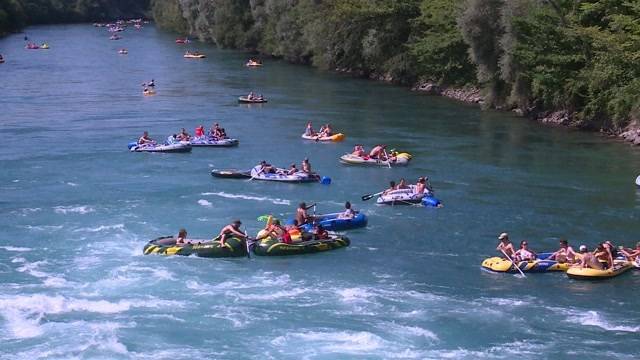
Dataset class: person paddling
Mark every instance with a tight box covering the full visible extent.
[296,202,314,225]
[138,131,155,146]
[218,220,247,246]
[496,232,516,259]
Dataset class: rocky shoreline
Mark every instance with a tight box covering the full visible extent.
[412,81,640,146]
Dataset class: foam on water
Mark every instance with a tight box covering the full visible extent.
[53,205,95,214]
[197,199,213,207]
[0,246,32,252]
[566,310,640,332]
[201,191,291,205]
[73,223,125,232]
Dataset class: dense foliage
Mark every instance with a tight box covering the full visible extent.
[0,0,149,35]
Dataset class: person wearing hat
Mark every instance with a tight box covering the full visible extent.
[496,232,516,259]
[548,239,577,263]
[218,220,247,246]
[574,245,603,270]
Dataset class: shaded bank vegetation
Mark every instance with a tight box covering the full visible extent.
[0,0,149,35]
[152,0,640,134]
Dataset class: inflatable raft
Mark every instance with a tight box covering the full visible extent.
[184,53,206,59]
[301,133,345,142]
[376,186,442,207]
[482,253,571,273]
[253,230,350,256]
[238,96,267,103]
[190,138,239,147]
[143,235,248,258]
[211,169,251,179]
[249,166,320,183]
[246,61,262,67]
[297,212,368,232]
[340,152,411,166]
[566,260,634,280]
[175,39,190,44]
[143,89,156,96]
[636,175,640,188]
[128,142,192,153]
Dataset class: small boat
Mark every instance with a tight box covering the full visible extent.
[143,235,248,258]
[246,61,262,67]
[636,175,640,187]
[249,165,320,183]
[301,133,345,142]
[376,186,442,207]
[175,38,191,44]
[238,96,267,103]
[40,43,50,49]
[143,89,156,96]
[118,49,128,54]
[211,169,251,179]
[297,212,368,232]
[128,142,192,153]
[482,253,571,273]
[566,260,634,280]
[190,137,239,147]
[340,152,411,166]
[184,52,206,59]
[109,35,121,40]
[25,43,39,50]
[253,230,350,256]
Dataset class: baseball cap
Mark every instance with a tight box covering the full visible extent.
[498,233,508,240]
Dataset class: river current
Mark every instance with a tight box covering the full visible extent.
[1,24,639,359]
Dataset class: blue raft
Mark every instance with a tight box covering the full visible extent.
[292,212,368,232]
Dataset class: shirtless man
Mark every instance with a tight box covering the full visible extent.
[575,245,603,270]
[295,202,313,225]
[351,145,365,157]
[620,242,640,261]
[301,158,312,173]
[176,128,191,141]
[337,201,355,220]
[287,164,298,175]
[396,178,409,190]
[218,220,247,246]
[138,131,155,145]
[383,181,396,195]
[548,239,577,263]
[496,232,516,259]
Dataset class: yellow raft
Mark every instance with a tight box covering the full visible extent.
[301,133,345,142]
[482,256,570,273]
[566,261,634,280]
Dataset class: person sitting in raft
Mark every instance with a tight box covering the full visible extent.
[247,91,257,100]
[337,201,356,220]
[574,245,603,270]
[218,127,227,139]
[548,239,577,263]
[138,131,155,146]
[176,228,189,245]
[318,125,326,136]
[383,181,397,195]
[620,242,640,262]
[604,240,618,259]
[593,243,612,269]
[496,232,516,259]
[352,144,365,157]
[296,202,314,225]
[301,158,312,173]
[321,123,333,137]
[218,220,247,246]
[313,224,329,240]
[257,160,276,174]
[263,219,288,241]
[396,178,409,190]
[194,125,205,139]
[305,122,315,136]
[176,128,191,141]
[369,144,387,160]
[148,79,155,87]
[208,123,220,139]
[287,163,298,175]
[513,240,536,262]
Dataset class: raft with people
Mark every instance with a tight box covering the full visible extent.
[143,235,248,258]
[238,96,267,103]
[481,253,572,273]
[184,52,206,59]
[375,186,442,207]
[636,175,640,187]
[301,133,345,142]
[340,152,411,166]
[249,165,321,182]
[246,59,262,67]
[175,38,191,44]
[128,141,191,153]
[566,260,635,280]
[253,230,350,256]
[190,138,239,147]
[297,212,368,232]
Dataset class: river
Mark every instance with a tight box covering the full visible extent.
[1,24,639,359]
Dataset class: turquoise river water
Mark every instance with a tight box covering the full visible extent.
[1,24,640,359]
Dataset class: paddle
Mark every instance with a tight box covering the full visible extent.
[362,191,384,201]
[248,167,261,181]
[383,149,392,168]
[244,231,251,258]
[501,249,526,278]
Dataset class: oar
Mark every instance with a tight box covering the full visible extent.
[383,150,392,168]
[501,249,526,278]
[248,168,261,181]
[244,231,251,258]
[362,191,383,201]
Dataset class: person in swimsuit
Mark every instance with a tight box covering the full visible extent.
[138,131,155,145]
[575,245,603,270]
[296,202,313,225]
[594,243,612,269]
[383,181,396,195]
[287,164,298,175]
[369,145,387,160]
[352,145,365,157]
[257,160,275,174]
[176,228,189,245]
[305,122,314,136]
[548,239,577,263]
[313,224,329,240]
[301,158,312,173]
[496,232,516,259]
[514,240,536,262]
[337,201,355,219]
[396,178,409,190]
[620,242,640,261]
[176,128,191,141]
[218,220,246,246]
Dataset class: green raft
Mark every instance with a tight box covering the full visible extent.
[143,235,248,258]
[252,233,350,256]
